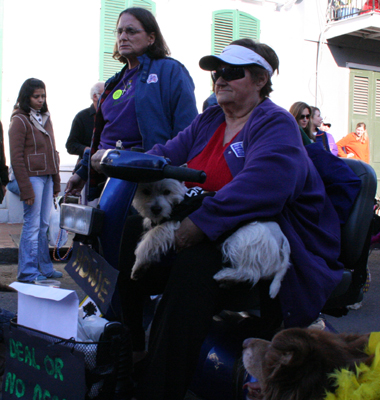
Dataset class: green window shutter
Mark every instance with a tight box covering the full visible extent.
[212,10,260,55]
[375,78,380,118]
[352,74,369,116]
[126,0,156,14]
[100,0,126,81]
[212,10,234,55]
[99,0,156,81]
[237,12,260,41]
[349,69,380,174]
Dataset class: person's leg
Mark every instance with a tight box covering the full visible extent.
[135,240,223,400]
[17,176,45,282]
[37,176,57,277]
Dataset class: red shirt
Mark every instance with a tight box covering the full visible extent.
[187,122,238,191]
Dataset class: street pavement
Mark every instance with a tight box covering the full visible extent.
[0,222,379,333]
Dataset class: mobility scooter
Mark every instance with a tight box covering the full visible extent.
[60,149,377,400]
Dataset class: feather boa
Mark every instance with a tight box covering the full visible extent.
[325,332,380,400]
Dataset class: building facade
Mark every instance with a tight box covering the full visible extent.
[0,0,379,221]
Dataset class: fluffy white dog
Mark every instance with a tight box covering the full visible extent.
[131,179,291,298]
[131,179,187,280]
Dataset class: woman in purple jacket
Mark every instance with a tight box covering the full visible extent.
[118,39,344,400]
[310,106,338,155]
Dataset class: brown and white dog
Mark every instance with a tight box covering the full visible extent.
[242,328,372,400]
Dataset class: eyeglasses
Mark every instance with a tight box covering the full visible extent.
[299,114,310,120]
[211,67,245,83]
[323,123,331,128]
[113,27,145,37]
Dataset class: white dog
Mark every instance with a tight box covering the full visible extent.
[131,179,290,298]
[131,179,187,280]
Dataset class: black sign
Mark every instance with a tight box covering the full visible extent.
[3,325,85,400]
[65,242,119,314]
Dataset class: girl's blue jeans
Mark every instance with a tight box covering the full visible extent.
[17,175,55,282]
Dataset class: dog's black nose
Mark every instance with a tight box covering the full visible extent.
[151,205,162,215]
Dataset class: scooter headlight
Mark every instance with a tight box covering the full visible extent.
[60,204,104,236]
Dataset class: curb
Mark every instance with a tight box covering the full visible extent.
[0,247,72,264]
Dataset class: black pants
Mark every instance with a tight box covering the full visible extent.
[118,215,282,400]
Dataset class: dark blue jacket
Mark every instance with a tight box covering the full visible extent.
[78,53,198,199]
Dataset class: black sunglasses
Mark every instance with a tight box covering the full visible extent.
[299,114,310,120]
[211,67,245,83]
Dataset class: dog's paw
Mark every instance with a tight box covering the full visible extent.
[217,280,236,290]
[131,262,149,280]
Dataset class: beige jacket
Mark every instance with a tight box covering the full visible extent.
[9,108,60,201]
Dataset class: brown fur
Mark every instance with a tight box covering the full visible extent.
[242,328,372,400]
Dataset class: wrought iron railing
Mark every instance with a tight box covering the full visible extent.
[327,0,380,22]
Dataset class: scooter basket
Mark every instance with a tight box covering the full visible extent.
[8,319,131,400]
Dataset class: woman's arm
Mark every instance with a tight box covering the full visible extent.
[167,62,198,139]
[8,116,34,201]
[0,122,9,186]
[336,135,351,158]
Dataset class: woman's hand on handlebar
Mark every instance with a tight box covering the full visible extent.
[91,149,107,174]
[175,217,205,251]
[65,173,85,196]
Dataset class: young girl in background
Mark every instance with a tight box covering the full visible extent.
[9,78,62,282]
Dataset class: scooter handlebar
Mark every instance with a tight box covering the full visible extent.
[163,165,206,184]
[100,149,206,184]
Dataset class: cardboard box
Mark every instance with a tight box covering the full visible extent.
[10,282,79,339]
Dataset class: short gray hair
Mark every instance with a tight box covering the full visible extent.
[90,82,105,99]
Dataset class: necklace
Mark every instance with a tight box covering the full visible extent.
[113,66,139,100]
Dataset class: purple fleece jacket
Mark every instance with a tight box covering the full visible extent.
[149,99,344,328]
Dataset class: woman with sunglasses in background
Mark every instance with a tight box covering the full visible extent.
[116,39,344,400]
[310,106,338,155]
[8,78,62,283]
[66,7,197,200]
[289,101,313,145]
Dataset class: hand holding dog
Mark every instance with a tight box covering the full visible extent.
[175,217,205,251]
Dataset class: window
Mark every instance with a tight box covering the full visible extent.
[99,0,156,81]
[349,69,380,172]
[212,10,260,55]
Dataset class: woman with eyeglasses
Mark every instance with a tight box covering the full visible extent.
[310,106,338,155]
[8,78,62,283]
[66,7,197,200]
[118,39,344,400]
[337,122,370,163]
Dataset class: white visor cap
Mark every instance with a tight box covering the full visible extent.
[199,45,273,76]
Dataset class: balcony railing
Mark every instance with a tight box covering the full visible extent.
[328,0,380,22]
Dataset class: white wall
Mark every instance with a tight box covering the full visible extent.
[1,0,101,168]
[0,0,362,171]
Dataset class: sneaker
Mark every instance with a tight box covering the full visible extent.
[18,275,47,283]
[35,275,47,281]
[48,270,63,279]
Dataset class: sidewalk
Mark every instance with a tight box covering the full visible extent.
[0,223,73,264]
[0,223,22,264]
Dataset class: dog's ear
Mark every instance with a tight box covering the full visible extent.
[276,350,294,366]
[269,328,316,368]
